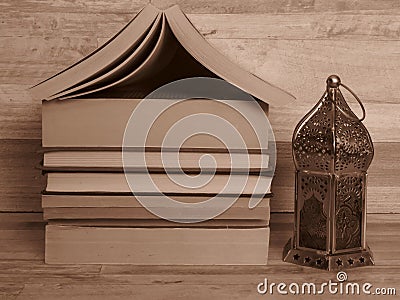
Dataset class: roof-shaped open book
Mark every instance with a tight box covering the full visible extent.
[30,4,294,105]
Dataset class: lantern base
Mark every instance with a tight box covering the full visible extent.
[283,238,374,271]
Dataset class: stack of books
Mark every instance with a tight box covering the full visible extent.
[32,4,294,264]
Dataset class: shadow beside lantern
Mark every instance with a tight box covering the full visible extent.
[283,75,374,271]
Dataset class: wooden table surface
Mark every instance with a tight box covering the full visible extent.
[0,213,398,299]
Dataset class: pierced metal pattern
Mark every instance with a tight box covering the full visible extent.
[284,75,374,271]
[335,176,363,250]
[335,91,374,172]
[292,91,373,174]
[292,94,333,172]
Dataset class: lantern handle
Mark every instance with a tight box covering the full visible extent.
[338,83,366,122]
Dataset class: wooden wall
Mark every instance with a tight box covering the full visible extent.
[1,0,399,213]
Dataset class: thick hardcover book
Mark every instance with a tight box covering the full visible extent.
[43,150,269,172]
[42,194,270,221]
[45,172,272,195]
[46,225,270,265]
[42,98,271,149]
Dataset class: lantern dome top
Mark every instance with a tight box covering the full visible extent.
[292,76,374,174]
[326,75,341,88]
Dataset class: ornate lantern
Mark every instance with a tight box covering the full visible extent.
[283,75,374,271]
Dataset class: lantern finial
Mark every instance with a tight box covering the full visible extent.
[326,75,341,88]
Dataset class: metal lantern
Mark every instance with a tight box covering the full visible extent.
[283,75,374,271]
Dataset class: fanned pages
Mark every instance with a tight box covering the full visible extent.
[55,14,179,100]
[49,13,163,100]
[30,5,160,99]
[30,4,294,106]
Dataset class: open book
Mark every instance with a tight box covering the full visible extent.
[31,4,294,105]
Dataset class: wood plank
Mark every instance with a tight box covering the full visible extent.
[0,139,43,212]
[270,102,400,143]
[0,36,98,65]
[2,12,400,41]
[205,38,400,116]
[2,0,399,14]
[0,213,44,260]
[0,63,72,85]
[189,13,400,40]
[0,0,150,14]
[150,0,400,14]
[0,12,133,38]
[0,285,22,300]
[0,84,41,139]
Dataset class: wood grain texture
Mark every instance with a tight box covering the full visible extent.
[0,213,44,260]
[0,0,150,14]
[2,13,399,40]
[0,139,44,212]
[0,212,399,299]
[151,0,400,14]
[0,84,41,139]
[206,39,400,136]
[2,0,399,14]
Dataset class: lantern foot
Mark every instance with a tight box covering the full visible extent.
[283,239,374,271]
